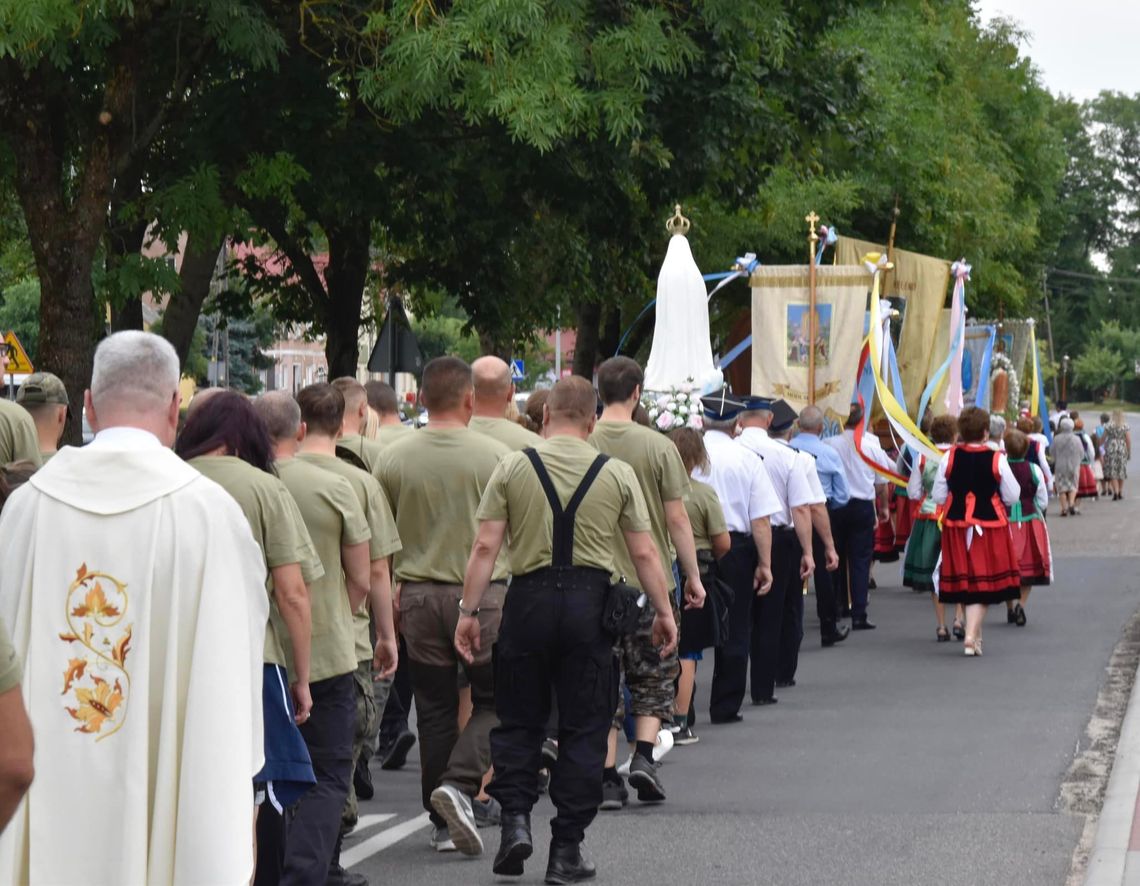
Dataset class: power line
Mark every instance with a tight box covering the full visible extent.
[1048,267,1140,285]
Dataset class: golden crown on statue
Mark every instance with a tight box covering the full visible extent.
[665,204,691,236]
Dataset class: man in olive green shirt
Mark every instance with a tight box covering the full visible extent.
[16,372,68,461]
[255,390,374,886]
[366,380,413,448]
[455,376,676,883]
[0,350,41,468]
[376,357,510,857]
[469,356,539,451]
[296,383,401,840]
[589,356,705,805]
[332,377,386,474]
[0,614,33,833]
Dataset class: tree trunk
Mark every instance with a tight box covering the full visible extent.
[599,306,622,362]
[572,300,601,379]
[322,226,371,379]
[162,233,224,368]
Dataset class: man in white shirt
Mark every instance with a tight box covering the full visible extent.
[694,391,779,723]
[0,331,268,885]
[736,398,817,705]
[826,404,894,630]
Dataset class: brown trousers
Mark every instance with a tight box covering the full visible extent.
[400,581,506,822]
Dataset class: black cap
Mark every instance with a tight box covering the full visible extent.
[701,389,749,421]
[769,399,799,434]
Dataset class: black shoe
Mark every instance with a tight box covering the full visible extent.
[674,726,699,745]
[492,812,533,876]
[1006,607,1017,624]
[599,777,628,810]
[538,768,551,795]
[775,679,796,688]
[1014,603,1027,627]
[327,864,368,886]
[822,624,850,647]
[545,841,597,885]
[868,577,878,590]
[626,754,666,803]
[380,728,416,771]
[751,696,778,706]
[709,711,744,723]
[541,737,559,768]
[851,616,876,630]
[353,757,374,801]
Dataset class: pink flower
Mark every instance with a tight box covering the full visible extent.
[687,413,703,430]
[656,412,676,431]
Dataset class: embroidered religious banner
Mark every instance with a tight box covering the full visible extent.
[750,265,869,427]
[835,236,951,414]
[962,324,997,410]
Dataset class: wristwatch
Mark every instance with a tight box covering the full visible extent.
[457,600,480,617]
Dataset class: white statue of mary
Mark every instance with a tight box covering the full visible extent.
[643,206,723,393]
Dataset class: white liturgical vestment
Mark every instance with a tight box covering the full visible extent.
[0,427,268,885]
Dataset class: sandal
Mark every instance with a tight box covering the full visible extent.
[963,639,976,657]
[952,621,966,641]
[936,626,951,642]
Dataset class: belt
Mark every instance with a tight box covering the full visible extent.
[510,565,611,593]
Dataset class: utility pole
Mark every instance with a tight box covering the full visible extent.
[1041,269,1059,401]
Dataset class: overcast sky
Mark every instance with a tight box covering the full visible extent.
[975,0,1140,100]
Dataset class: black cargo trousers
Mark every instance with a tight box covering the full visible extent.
[488,566,618,844]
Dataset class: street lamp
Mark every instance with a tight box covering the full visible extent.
[1061,354,1070,404]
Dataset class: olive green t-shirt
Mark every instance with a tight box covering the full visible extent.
[589,421,690,590]
[477,435,652,577]
[0,614,20,694]
[685,479,728,553]
[377,426,510,584]
[277,457,371,681]
[189,455,325,666]
[469,415,539,452]
[1,399,42,467]
[338,434,386,477]
[299,451,402,662]
[377,422,413,448]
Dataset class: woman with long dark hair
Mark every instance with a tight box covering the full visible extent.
[176,390,320,883]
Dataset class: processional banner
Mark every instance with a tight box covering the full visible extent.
[835,236,950,414]
[750,265,869,427]
[974,317,1033,378]
[962,324,996,410]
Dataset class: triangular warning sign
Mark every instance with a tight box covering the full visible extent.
[3,331,34,373]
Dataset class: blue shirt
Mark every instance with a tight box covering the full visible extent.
[790,432,851,508]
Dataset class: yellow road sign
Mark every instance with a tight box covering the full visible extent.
[3,331,34,374]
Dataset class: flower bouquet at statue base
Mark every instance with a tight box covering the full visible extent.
[643,381,704,432]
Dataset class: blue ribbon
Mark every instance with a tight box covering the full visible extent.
[1035,344,1053,444]
[815,226,838,266]
[974,326,997,410]
[718,335,752,370]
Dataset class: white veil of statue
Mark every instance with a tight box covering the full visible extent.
[644,210,722,393]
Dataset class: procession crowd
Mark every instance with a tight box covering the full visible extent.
[0,331,1132,885]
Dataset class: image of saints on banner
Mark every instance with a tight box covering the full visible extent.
[750,265,868,425]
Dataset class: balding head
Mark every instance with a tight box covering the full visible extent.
[86,331,181,446]
[255,391,302,443]
[798,405,825,435]
[545,376,598,438]
[331,376,368,434]
[472,356,514,418]
[738,408,772,430]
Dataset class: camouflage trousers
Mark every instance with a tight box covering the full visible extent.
[341,659,385,830]
[611,595,681,729]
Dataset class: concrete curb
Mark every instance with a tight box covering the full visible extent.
[1086,654,1140,886]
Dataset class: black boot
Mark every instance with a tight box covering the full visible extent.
[327,831,369,886]
[544,840,596,884]
[492,812,533,876]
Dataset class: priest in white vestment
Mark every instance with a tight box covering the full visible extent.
[0,331,269,886]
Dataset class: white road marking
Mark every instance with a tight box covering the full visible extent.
[343,812,433,867]
[352,813,396,832]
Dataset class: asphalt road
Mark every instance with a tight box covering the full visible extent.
[347,420,1140,886]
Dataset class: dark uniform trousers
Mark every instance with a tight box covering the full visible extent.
[401,581,505,826]
[709,531,758,720]
[750,526,796,701]
[812,527,840,636]
[776,532,806,684]
[830,498,876,618]
[489,567,618,844]
[280,672,355,886]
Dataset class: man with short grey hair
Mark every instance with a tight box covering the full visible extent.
[0,331,269,884]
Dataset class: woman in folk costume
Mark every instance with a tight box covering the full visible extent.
[902,415,965,641]
[1001,429,1052,628]
[931,407,1022,657]
[1016,416,1054,494]
[1073,419,1099,500]
[1052,418,1085,517]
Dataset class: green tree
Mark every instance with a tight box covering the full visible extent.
[0,278,40,361]
[1073,344,1127,400]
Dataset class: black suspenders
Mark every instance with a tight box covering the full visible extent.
[522,448,610,568]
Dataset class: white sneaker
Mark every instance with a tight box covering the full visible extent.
[616,728,675,776]
[430,824,456,852]
[429,785,484,856]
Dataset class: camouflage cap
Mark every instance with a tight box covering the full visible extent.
[17,372,69,406]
